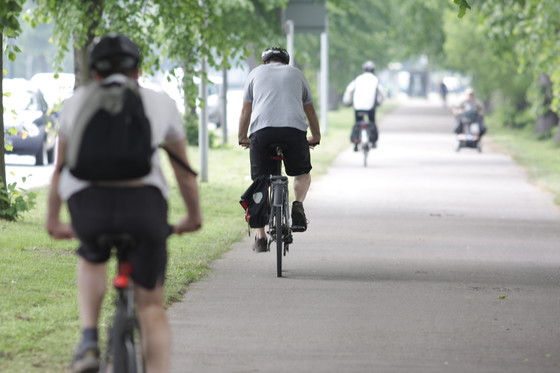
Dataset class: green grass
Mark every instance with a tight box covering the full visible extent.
[0,104,394,372]
[486,117,560,205]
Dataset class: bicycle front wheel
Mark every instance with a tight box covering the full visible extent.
[275,204,283,277]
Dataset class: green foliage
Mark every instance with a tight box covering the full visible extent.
[25,0,286,94]
[0,176,37,221]
[184,116,219,149]
[453,0,471,18]
[490,100,533,130]
[477,0,560,118]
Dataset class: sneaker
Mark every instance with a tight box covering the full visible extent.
[253,237,268,253]
[291,201,307,232]
[68,342,99,373]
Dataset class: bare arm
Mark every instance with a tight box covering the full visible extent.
[45,140,75,239]
[303,103,321,145]
[238,101,252,147]
[164,139,203,235]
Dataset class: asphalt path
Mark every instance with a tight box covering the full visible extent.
[168,99,560,373]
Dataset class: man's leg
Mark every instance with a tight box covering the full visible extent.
[294,173,311,202]
[136,284,171,373]
[77,259,107,330]
[291,173,311,231]
[68,259,107,372]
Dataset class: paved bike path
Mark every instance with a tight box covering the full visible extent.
[168,99,560,373]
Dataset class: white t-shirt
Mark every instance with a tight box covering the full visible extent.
[57,74,185,201]
[344,72,380,111]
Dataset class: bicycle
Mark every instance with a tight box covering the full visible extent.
[97,233,145,373]
[352,112,375,167]
[266,142,318,277]
[266,144,293,278]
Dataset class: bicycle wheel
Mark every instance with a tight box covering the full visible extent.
[361,128,369,167]
[111,302,144,373]
[275,204,283,277]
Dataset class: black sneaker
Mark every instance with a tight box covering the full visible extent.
[253,237,268,253]
[68,342,99,373]
[291,201,307,232]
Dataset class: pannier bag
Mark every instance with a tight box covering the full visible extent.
[239,175,270,228]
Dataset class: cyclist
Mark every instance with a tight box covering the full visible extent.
[45,34,202,373]
[343,60,384,150]
[238,46,321,253]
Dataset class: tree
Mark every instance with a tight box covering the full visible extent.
[1,0,24,212]
[26,0,286,98]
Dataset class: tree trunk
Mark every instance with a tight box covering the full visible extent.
[535,73,558,137]
[73,0,102,88]
[0,33,8,210]
[73,44,91,88]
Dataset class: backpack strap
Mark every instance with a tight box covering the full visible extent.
[160,145,198,177]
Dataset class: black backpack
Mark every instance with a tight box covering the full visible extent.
[239,175,270,228]
[66,78,154,181]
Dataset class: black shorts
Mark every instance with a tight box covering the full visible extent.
[249,127,312,180]
[68,186,169,290]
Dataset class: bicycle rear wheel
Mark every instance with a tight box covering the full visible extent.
[275,204,283,277]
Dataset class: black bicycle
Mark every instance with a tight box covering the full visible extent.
[266,142,318,277]
[266,144,293,277]
[98,234,145,373]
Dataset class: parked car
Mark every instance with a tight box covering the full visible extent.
[3,78,58,165]
[30,72,75,113]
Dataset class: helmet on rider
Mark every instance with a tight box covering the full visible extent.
[261,47,290,64]
[89,34,141,76]
[362,60,376,73]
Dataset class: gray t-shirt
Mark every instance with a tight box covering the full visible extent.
[243,62,313,135]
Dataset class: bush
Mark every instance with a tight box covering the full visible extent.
[184,114,219,148]
[491,100,533,129]
[0,177,37,221]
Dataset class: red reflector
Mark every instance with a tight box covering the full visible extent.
[113,275,129,288]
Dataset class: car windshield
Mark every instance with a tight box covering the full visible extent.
[4,89,40,111]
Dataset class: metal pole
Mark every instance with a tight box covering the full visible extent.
[320,26,328,134]
[221,65,228,145]
[199,57,209,182]
[285,20,294,66]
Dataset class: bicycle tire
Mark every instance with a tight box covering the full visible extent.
[111,300,144,373]
[275,204,283,277]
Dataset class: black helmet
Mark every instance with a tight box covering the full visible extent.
[261,47,290,64]
[89,34,140,73]
[362,60,376,73]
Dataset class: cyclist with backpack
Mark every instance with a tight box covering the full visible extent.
[238,46,321,253]
[343,60,384,150]
[45,34,202,373]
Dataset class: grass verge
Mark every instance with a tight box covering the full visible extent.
[0,104,394,372]
[486,117,560,206]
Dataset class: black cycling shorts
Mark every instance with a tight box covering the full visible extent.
[249,127,312,180]
[67,186,169,290]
